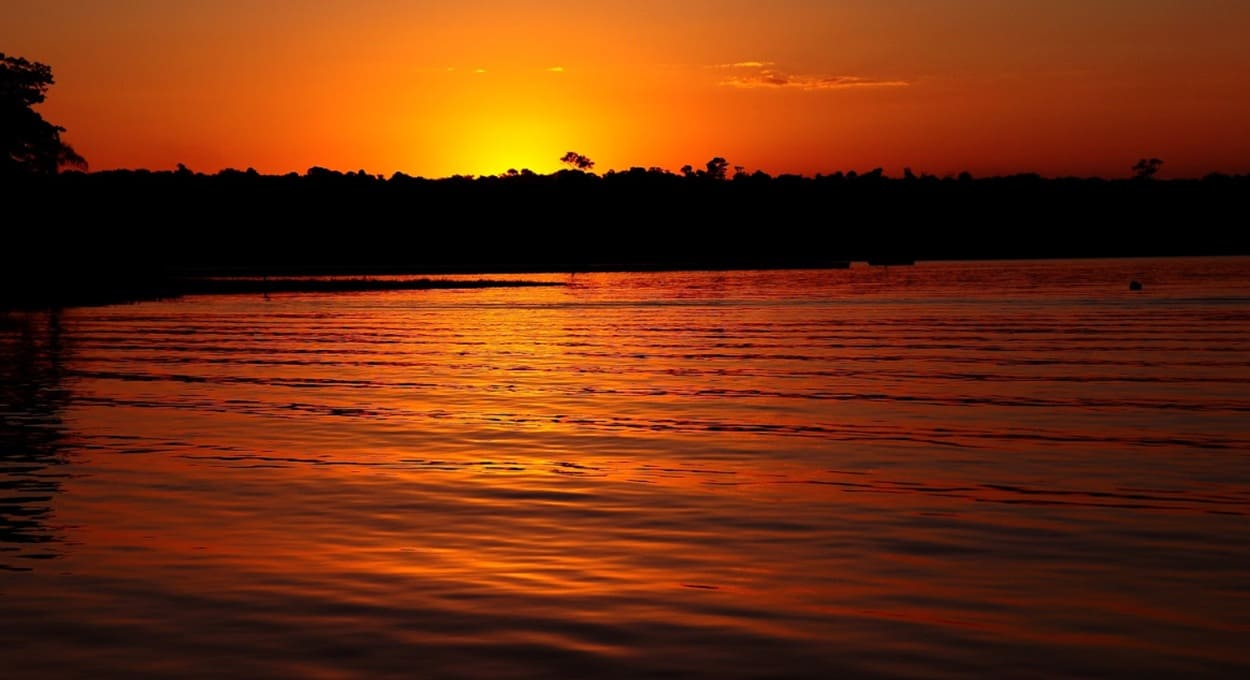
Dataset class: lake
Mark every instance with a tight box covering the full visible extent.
[3,259,1249,678]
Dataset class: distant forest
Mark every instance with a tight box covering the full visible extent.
[9,163,1250,275]
[5,164,1249,308]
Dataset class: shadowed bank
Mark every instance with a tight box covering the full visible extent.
[6,167,1250,308]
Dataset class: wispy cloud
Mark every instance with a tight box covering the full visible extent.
[725,72,909,90]
[713,60,775,69]
[715,61,908,91]
[547,66,565,73]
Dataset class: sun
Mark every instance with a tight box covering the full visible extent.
[456,116,573,176]
[403,113,580,178]
[400,67,606,178]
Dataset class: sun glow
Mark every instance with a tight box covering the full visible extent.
[394,66,606,178]
[447,113,584,177]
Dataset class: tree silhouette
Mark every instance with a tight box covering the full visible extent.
[705,157,729,180]
[1132,158,1163,180]
[560,151,595,171]
[1,53,86,175]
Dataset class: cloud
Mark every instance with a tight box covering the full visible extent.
[547,66,565,73]
[711,60,907,90]
[713,60,775,69]
[722,69,909,91]
[474,68,487,74]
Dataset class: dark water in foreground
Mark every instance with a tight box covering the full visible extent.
[3,259,1250,678]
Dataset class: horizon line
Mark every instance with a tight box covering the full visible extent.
[43,164,1249,182]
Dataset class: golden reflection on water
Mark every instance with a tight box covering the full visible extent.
[4,259,1250,678]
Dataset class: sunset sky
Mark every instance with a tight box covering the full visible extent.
[7,0,1250,178]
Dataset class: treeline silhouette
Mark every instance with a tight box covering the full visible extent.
[4,165,1249,307]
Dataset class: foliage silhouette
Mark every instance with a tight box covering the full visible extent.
[560,151,595,171]
[1,53,86,175]
[1133,158,1163,180]
[705,157,730,180]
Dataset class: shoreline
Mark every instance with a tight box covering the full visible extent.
[5,254,1249,312]
[178,277,563,295]
[0,278,565,312]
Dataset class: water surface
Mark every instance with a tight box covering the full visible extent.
[3,259,1250,678]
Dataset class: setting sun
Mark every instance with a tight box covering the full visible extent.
[406,67,601,176]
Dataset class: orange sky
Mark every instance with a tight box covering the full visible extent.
[7,1,1250,178]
